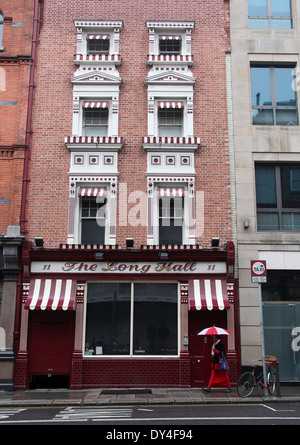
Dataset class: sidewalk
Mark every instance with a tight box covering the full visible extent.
[0,386,300,407]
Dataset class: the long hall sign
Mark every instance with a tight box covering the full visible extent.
[31,261,226,275]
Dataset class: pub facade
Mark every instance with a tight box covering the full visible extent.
[12,0,239,389]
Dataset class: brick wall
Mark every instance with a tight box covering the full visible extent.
[26,0,232,248]
[80,358,188,389]
[0,0,34,233]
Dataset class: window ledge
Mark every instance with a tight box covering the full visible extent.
[65,136,123,151]
[74,54,122,65]
[147,54,194,65]
[142,136,200,151]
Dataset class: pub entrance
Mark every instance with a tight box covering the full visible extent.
[189,310,228,387]
[27,310,75,389]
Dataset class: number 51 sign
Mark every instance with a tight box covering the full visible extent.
[251,260,267,283]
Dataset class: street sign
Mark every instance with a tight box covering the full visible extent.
[251,260,267,283]
[251,259,268,396]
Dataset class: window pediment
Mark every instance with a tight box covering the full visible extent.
[71,70,122,85]
[145,70,195,85]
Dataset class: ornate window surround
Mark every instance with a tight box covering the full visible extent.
[147,175,196,246]
[67,175,118,245]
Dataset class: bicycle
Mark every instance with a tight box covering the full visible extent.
[237,355,277,398]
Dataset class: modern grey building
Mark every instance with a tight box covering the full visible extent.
[230,0,300,382]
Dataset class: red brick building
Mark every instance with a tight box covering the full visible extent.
[14,0,239,389]
[0,0,40,389]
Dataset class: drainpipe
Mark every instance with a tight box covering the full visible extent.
[14,0,43,355]
[20,0,43,235]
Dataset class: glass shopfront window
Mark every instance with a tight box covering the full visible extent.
[262,271,300,382]
[85,282,178,356]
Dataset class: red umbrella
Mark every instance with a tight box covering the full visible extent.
[197,326,231,336]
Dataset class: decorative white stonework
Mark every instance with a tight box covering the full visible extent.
[146,152,195,175]
[69,151,118,174]
[74,19,123,57]
[146,20,194,60]
[146,175,196,246]
[67,19,124,147]
[144,19,197,151]
[67,175,118,245]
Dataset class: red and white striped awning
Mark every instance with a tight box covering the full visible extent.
[25,279,76,311]
[158,102,184,109]
[87,34,110,40]
[159,35,182,40]
[82,102,109,109]
[188,279,230,311]
[78,187,107,197]
[158,188,185,197]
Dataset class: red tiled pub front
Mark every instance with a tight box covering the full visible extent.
[14,241,239,390]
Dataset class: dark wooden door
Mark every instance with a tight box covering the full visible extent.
[189,310,227,387]
[28,310,75,376]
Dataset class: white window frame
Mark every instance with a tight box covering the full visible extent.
[145,20,194,57]
[82,105,109,137]
[156,100,186,138]
[147,96,193,138]
[74,20,123,56]
[147,177,196,246]
[67,177,118,245]
[71,95,120,138]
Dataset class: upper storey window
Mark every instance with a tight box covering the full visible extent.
[87,35,110,55]
[251,65,298,126]
[248,0,292,29]
[73,20,123,64]
[159,36,181,55]
[146,20,194,65]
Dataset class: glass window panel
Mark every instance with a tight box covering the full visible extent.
[85,283,131,355]
[158,126,182,137]
[133,283,178,356]
[271,18,292,29]
[85,125,108,136]
[290,168,300,192]
[88,39,109,54]
[275,68,296,107]
[281,165,300,208]
[249,18,269,28]
[251,67,272,107]
[262,271,300,302]
[159,39,181,55]
[248,0,268,16]
[282,213,300,231]
[81,219,105,244]
[255,165,277,207]
[252,108,274,125]
[159,224,182,245]
[276,109,298,126]
[271,0,291,17]
[257,212,280,230]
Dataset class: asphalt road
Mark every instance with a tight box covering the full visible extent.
[0,402,300,429]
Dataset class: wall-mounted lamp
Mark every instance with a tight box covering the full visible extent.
[35,237,44,247]
[211,237,219,247]
[94,252,104,260]
[126,238,134,248]
[244,219,250,229]
[158,252,168,260]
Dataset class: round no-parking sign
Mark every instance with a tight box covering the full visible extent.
[251,260,267,283]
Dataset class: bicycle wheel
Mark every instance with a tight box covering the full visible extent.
[267,368,276,396]
[237,372,256,397]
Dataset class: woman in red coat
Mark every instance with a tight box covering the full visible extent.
[203,335,231,393]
